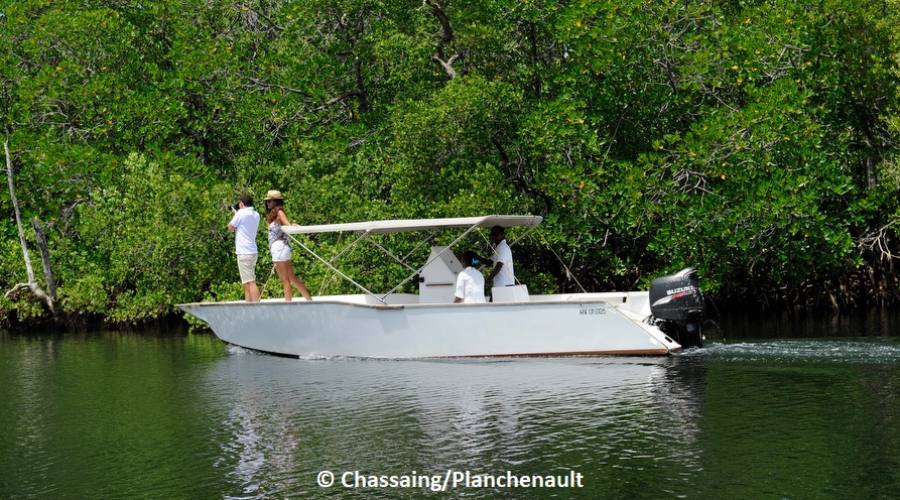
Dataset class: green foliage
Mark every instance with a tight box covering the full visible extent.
[70,153,233,321]
[1,0,900,323]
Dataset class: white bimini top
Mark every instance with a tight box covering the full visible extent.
[491,239,515,287]
[454,267,486,303]
[282,215,542,235]
[229,207,260,255]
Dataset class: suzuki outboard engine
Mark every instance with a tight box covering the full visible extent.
[649,267,704,348]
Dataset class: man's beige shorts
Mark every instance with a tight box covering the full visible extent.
[237,254,258,284]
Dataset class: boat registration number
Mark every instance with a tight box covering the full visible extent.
[578,304,607,316]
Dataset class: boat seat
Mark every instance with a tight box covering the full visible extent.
[491,285,529,303]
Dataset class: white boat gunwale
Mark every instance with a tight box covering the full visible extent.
[179,296,632,310]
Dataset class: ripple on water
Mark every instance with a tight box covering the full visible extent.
[678,338,900,364]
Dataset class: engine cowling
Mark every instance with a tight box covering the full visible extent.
[649,267,704,348]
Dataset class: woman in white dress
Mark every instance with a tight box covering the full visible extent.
[264,190,312,302]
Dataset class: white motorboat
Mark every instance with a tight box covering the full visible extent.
[179,215,704,358]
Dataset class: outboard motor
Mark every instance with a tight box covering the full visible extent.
[649,267,704,348]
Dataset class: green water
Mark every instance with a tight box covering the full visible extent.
[1,331,898,499]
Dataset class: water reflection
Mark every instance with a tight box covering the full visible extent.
[201,352,709,498]
[716,309,900,339]
[7,340,56,497]
[212,350,301,498]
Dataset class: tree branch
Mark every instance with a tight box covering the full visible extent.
[353,57,370,112]
[310,91,362,113]
[242,76,310,96]
[432,54,458,80]
[32,218,58,308]
[491,138,553,216]
[424,0,461,79]
[424,0,454,51]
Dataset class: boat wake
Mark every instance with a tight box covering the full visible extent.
[677,339,900,364]
[225,345,263,356]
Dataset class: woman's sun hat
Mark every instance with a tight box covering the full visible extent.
[264,190,284,201]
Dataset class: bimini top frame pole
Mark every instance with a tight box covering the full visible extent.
[282,215,543,303]
[287,231,387,303]
[377,221,482,301]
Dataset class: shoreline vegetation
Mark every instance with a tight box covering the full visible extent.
[2,1,900,329]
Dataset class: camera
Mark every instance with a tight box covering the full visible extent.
[231,203,240,211]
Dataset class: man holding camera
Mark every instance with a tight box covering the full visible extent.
[227,194,261,302]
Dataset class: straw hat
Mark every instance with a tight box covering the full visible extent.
[264,190,284,201]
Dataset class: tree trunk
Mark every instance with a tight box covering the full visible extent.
[32,218,58,305]
[866,156,877,189]
[4,134,56,314]
[5,135,36,284]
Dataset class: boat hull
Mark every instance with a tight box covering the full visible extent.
[179,298,681,358]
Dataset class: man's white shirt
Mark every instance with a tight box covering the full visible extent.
[491,239,515,287]
[229,207,260,255]
[455,267,486,303]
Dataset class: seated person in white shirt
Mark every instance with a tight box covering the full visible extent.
[477,225,515,288]
[453,251,486,304]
